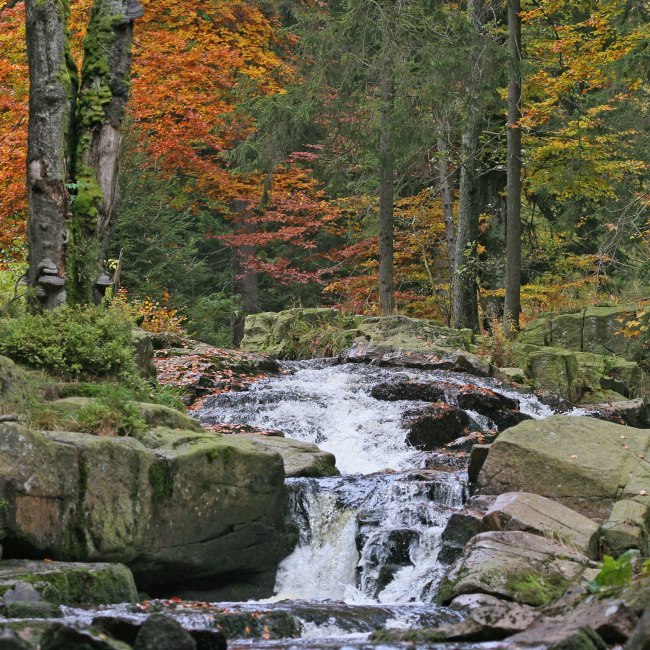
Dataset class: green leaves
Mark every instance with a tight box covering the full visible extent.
[587,550,636,594]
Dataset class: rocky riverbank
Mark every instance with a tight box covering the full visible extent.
[0,306,648,648]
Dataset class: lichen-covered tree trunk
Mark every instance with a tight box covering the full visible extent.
[25,0,143,308]
[25,0,77,309]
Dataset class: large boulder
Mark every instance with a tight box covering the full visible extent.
[241,308,359,358]
[520,306,639,360]
[481,492,601,559]
[353,316,473,354]
[439,530,592,606]
[476,416,650,553]
[0,422,293,593]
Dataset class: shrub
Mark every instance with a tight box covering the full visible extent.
[0,305,139,381]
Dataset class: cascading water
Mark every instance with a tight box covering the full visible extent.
[194,360,567,644]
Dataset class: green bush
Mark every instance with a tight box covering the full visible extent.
[0,306,139,381]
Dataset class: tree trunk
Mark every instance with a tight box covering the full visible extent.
[503,0,522,337]
[231,199,260,347]
[26,0,143,307]
[451,115,481,331]
[25,0,77,309]
[437,137,456,275]
[378,0,395,315]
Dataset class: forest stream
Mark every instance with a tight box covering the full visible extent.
[62,359,580,649]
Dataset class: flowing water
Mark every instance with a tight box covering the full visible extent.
[60,360,569,648]
[193,360,563,647]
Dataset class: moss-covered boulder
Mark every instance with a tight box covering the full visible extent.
[476,416,650,553]
[234,434,339,477]
[524,347,580,401]
[0,356,32,413]
[519,306,641,361]
[353,315,473,354]
[47,397,203,432]
[438,530,591,606]
[0,560,137,609]
[0,422,293,593]
[242,308,361,359]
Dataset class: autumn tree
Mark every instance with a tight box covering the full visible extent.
[24,0,142,308]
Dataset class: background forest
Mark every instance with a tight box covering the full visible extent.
[1,0,649,346]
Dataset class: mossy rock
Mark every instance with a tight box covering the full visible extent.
[439,530,589,606]
[0,560,137,606]
[525,347,580,401]
[0,423,293,592]
[242,308,362,359]
[0,356,32,413]
[46,397,202,433]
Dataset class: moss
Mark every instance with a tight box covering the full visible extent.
[437,567,469,604]
[148,463,174,503]
[18,565,136,606]
[506,572,570,606]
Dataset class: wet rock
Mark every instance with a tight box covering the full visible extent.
[235,433,339,477]
[481,492,601,559]
[371,381,446,402]
[212,610,300,639]
[41,623,130,650]
[476,416,650,535]
[404,404,470,450]
[467,444,491,484]
[488,408,533,430]
[133,614,195,650]
[439,530,591,606]
[438,510,483,564]
[585,398,650,429]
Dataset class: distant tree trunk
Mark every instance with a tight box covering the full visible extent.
[378,0,396,315]
[437,137,456,275]
[231,198,259,347]
[451,115,481,331]
[503,0,522,337]
[25,0,143,308]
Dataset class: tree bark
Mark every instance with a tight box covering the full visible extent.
[26,0,143,307]
[25,0,77,309]
[451,115,481,331]
[503,0,522,337]
[378,0,395,315]
[231,199,259,347]
[437,137,456,275]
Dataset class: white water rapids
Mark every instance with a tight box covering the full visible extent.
[198,360,564,609]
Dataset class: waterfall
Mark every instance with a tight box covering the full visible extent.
[199,360,562,608]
